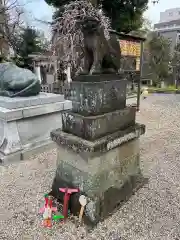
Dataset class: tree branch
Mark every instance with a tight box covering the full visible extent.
[0,0,24,55]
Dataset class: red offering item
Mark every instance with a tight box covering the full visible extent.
[45,195,48,207]
[43,219,52,228]
[42,196,53,228]
[59,187,79,221]
[39,194,57,214]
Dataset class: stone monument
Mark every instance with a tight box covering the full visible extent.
[0,63,72,164]
[50,0,145,225]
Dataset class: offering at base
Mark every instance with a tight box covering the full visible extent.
[42,195,53,228]
[0,62,41,97]
[53,215,64,220]
[39,194,57,214]
[59,187,79,221]
[79,195,87,223]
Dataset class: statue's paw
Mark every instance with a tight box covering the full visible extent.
[90,68,102,75]
[79,70,89,75]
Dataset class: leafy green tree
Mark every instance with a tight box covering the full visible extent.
[18,27,44,58]
[130,18,152,38]
[45,0,148,33]
[14,27,49,69]
[147,32,171,87]
[100,0,148,33]
[172,43,180,87]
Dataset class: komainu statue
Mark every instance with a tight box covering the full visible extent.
[0,63,41,97]
[78,17,121,74]
[52,0,121,76]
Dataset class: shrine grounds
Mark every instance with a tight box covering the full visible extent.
[1,94,180,240]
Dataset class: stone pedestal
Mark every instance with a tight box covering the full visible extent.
[0,93,72,164]
[50,74,145,225]
[70,75,127,116]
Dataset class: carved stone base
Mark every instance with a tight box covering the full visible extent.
[0,93,72,164]
[51,124,146,225]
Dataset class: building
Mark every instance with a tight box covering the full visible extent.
[159,8,180,23]
[154,8,180,51]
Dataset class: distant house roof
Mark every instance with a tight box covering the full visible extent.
[110,30,146,42]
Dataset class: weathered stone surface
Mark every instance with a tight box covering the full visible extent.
[0,92,65,109]
[51,123,145,155]
[62,107,136,140]
[51,138,146,225]
[51,173,146,226]
[50,70,146,226]
[0,94,72,164]
[70,76,127,116]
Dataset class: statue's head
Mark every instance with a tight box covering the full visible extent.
[76,16,100,34]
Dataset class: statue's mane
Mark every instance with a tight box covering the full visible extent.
[52,0,111,74]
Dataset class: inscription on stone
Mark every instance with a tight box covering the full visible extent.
[107,130,139,150]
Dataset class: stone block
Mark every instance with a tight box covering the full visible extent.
[17,111,63,146]
[51,123,145,155]
[70,75,127,116]
[63,100,72,110]
[55,151,140,198]
[55,139,140,174]
[62,107,136,140]
[0,120,22,155]
[22,101,64,118]
[51,137,146,225]
[0,107,23,121]
[0,92,64,109]
[0,93,72,164]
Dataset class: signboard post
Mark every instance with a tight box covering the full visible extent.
[114,32,146,111]
[137,41,144,112]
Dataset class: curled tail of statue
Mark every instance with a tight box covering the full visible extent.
[0,62,41,98]
[9,79,40,97]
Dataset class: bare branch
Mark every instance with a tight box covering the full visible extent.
[0,0,25,55]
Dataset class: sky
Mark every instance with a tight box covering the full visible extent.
[19,0,54,38]
[145,0,180,24]
[21,0,180,36]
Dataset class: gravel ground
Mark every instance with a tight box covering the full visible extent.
[1,94,180,240]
